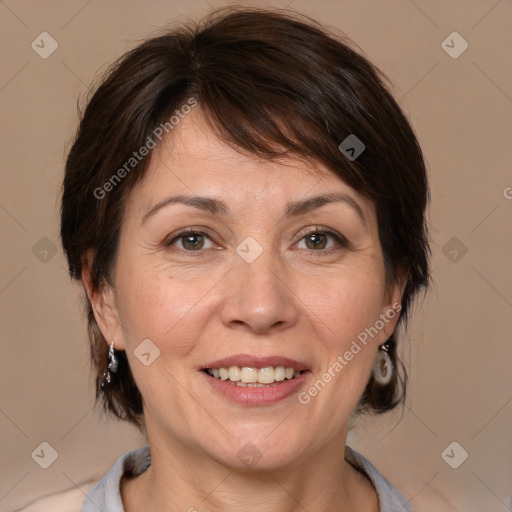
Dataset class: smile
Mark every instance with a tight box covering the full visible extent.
[204,366,306,386]
[200,355,311,405]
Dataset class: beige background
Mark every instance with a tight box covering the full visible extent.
[1,0,511,511]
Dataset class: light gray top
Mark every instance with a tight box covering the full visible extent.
[81,445,413,512]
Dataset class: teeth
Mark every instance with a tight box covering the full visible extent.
[206,366,304,384]
[241,367,258,383]
[274,366,285,381]
[235,382,275,388]
[228,366,241,381]
[257,367,275,384]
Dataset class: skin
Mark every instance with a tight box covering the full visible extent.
[83,107,405,511]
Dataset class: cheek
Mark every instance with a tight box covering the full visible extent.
[299,280,383,421]
[114,259,216,357]
[113,266,210,415]
[305,266,386,348]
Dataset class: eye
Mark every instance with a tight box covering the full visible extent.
[164,226,348,255]
[164,229,215,252]
[295,226,348,252]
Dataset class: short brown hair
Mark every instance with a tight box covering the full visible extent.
[60,6,431,429]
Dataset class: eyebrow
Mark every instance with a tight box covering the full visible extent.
[140,192,367,226]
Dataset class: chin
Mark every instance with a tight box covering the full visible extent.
[204,431,309,472]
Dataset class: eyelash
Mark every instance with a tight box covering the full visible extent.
[163,226,348,256]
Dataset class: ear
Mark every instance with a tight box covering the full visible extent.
[81,250,126,350]
[377,267,408,343]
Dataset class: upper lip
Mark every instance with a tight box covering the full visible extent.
[201,354,310,372]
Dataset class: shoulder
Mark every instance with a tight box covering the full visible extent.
[17,482,97,512]
[345,445,414,512]
[81,445,151,512]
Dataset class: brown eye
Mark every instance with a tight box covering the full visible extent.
[304,232,328,250]
[180,233,205,250]
[165,230,214,252]
[296,228,347,252]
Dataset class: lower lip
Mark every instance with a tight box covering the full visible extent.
[201,371,310,405]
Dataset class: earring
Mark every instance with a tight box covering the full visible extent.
[101,341,119,390]
[373,338,393,385]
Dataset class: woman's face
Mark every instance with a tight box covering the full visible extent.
[92,108,403,470]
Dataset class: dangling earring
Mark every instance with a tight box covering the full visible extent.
[101,341,119,390]
[374,338,393,385]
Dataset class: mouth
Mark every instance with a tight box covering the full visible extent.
[200,355,311,404]
[203,366,307,387]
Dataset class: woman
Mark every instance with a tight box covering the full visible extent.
[60,7,430,511]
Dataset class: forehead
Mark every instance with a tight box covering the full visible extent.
[151,108,322,184]
[124,107,374,221]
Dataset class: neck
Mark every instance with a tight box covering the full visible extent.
[121,424,378,512]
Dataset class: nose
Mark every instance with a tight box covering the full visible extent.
[220,245,299,335]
